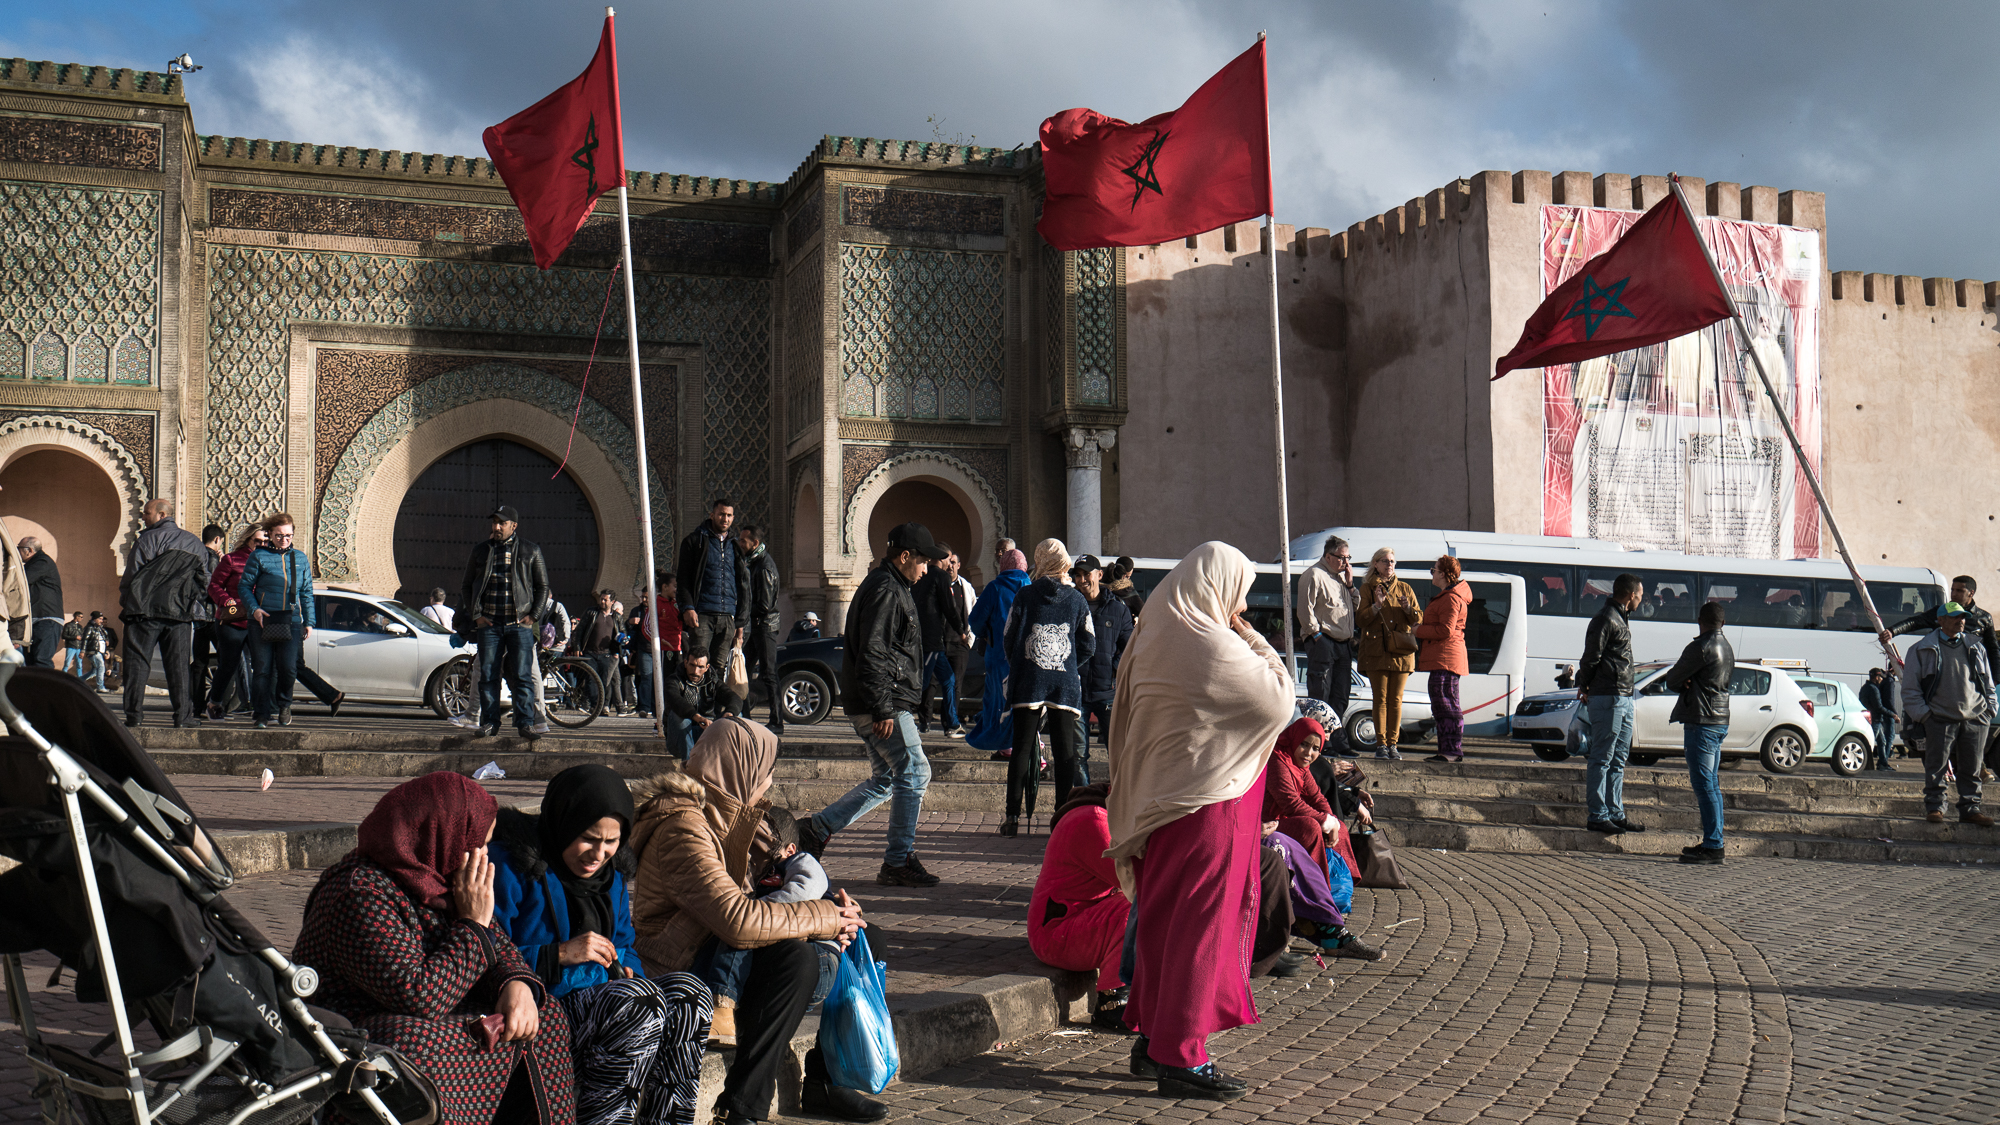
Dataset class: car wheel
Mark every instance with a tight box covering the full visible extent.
[1344,710,1379,750]
[781,668,833,726]
[1531,743,1570,762]
[429,657,476,721]
[1760,727,1808,774]
[1629,753,1661,766]
[1828,733,1870,777]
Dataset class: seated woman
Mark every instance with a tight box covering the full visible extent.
[1264,717,1360,878]
[1261,823,1380,959]
[1027,783,1130,1030]
[628,718,877,1125]
[489,764,712,1125]
[295,772,576,1125]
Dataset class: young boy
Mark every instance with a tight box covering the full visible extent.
[698,807,833,1046]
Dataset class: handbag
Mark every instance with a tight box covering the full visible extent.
[1352,823,1410,889]
[1380,584,1418,656]
[258,551,296,643]
[725,645,751,698]
[218,601,249,625]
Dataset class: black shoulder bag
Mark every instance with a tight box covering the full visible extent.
[260,552,296,643]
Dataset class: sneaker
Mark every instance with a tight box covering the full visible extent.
[947,727,966,739]
[1326,930,1385,961]
[1374,747,1401,761]
[1678,846,1725,865]
[1925,810,1945,823]
[253,720,268,730]
[448,714,479,729]
[206,702,224,721]
[1157,1061,1251,1102]
[530,721,551,735]
[278,707,292,727]
[878,855,940,887]
[174,718,202,729]
[798,817,831,860]
[475,725,500,739]
[1963,809,1996,827]
[522,726,543,743]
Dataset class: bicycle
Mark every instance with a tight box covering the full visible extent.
[540,653,604,729]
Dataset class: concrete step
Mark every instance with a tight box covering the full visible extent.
[1384,819,2000,867]
[1368,773,1928,817]
[1367,793,1992,847]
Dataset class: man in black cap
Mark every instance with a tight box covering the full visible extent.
[799,521,948,887]
[459,505,551,741]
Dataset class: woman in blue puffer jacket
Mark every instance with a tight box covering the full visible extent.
[489,764,712,1125]
[236,512,316,728]
[999,539,1096,837]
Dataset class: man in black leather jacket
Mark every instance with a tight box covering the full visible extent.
[458,505,551,740]
[1576,572,1643,835]
[1664,601,1734,864]
[802,522,948,889]
[736,523,784,732]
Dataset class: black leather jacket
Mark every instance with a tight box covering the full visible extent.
[841,561,924,718]
[661,666,740,721]
[743,547,781,634]
[458,536,551,625]
[1576,602,1634,696]
[1664,628,1734,725]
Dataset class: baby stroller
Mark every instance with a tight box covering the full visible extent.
[0,661,439,1125]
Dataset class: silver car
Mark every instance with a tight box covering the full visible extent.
[309,585,479,717]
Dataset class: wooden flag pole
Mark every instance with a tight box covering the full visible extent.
[1667,175,1901,670]
[606,6,670,729]
[1258,31,1296,686]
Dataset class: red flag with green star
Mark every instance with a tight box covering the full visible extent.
[482,15,625,269]
[1494,191,1734,379]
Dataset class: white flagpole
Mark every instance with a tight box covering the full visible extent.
[606,6,670,729]
[1259,31,1296,687]
[1667,175,1900,670]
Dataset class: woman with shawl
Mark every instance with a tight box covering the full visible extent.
[489,765,713,1125]
[1355,547,1421,760]
[295,772,576,1125]
[999,539,1096,835]
[966,547,1031,754]
[1105,542,1295,1101]
[628,718,877,1125]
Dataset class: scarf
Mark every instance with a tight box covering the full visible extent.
[683,717,780,886]
[1103,541,1295,894]
[999,549,1028,573]
[538,764,635,939]
[1049,781,1110,834]
[1275,717,1325,760]
[356,772,498,909]
[1030,538,1072,582]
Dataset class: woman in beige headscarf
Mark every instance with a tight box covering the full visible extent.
[628,717,876,1124]
[1104,541,1294,1101]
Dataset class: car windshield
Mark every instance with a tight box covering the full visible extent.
[387,601,452,634]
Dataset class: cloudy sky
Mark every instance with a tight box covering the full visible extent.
[8,0,1996,279]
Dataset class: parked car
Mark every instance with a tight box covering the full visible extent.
[310,585,478,718]
[1288,654,1436,749]
[1792,676,1876,777]
[754,635,843,725]
[1511,658,1823,774]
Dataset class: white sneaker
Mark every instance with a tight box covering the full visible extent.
[530,721,552,735]
[947,728,966,739]
[447,714,478,729]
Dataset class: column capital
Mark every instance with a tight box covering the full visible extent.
[1064,425,1117,469]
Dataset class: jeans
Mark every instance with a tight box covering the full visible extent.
[688,612,736,672]
[87,653,107,690]
[248,627,303,721]
[123,618,194,725]
[664,712,700,760]
[1921,716,1987,815]
[1682,722,1727,849]
[1584,693,1635,823]
[634,650,657,716]
[1871,717,1897,769]
[63,645,85,675]
[27,620,61,667]
[581,652,618,713]
[1305,634,1353,746]
[744,627,780,726]
[477,623,540,731]
[811,712,931,866]
[920,650,960,730]
[1074,708,1094,786]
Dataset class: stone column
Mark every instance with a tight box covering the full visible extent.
[1065,426,1117,556]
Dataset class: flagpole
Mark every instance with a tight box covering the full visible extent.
[1257,30,1297,689]
[604,5,670,729]
[1668,175,1900,670]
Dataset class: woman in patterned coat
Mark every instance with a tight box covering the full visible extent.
[295,772,576,1125]
[999,539,1096,835]
[489,765,713,1125]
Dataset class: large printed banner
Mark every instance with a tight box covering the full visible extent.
[1539,206,1822,559]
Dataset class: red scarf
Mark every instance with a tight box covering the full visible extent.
[356,772,498,908]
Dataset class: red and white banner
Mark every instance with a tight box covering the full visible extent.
[1539,206,1822,559]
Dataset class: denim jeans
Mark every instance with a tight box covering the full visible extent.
[664,711,701,760]
[88,653,107,690]
[811,712,931,866]
[921,650,959,730]
[1871,717,1897,767]
[248,628,301,722]
[63,646,85,675]
[1584,693,1635,823]
[1682,722,1727,849]
[695,936,839,1007]
[476,623,540,731]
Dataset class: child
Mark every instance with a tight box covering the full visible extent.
[698,807,832,1046]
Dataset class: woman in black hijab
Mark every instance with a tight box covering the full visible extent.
[490,765,714,1125]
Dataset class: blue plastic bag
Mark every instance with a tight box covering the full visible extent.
[1326,854,1355,916]
[820,930,899,1094]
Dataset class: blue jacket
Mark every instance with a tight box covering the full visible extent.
[488,810,644,996]
[237,546,316,628]
[1002,578,1096,711]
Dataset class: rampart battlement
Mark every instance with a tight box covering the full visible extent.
[0,57,183,102]
[192,134,780,203]
[781,134,1037,197]
[1830,272,1997,311]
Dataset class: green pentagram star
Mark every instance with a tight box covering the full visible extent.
[571,114,600,195]
[1120,130,1168,211]
[1562,274,1635,339]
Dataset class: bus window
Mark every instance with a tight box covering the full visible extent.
[1576,570,1618,619]
[1634,572,1695,624]
[1408,576,1512,674]
[1718,578,1813,629]
[1464,560,1572,617]
[1816,578,1942,633]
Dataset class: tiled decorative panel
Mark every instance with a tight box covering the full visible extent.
[1042,245,1065,408]
[786,190,822,257]
[785,264,822,441]
[1075,248,1116,405]
[203,245,769,537]
[838,243,1003,423]
[0,409,155,493]
[0,114,162,171]
[0,182,160,384]
[842,186,1005,237]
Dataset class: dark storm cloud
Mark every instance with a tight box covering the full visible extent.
[5,0,1995,277]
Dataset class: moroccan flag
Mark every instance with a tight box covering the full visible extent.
[482,16,626,269]
[1037,40,1270,251]
[1494,190,1736,379]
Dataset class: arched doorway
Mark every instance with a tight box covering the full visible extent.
[392,438,601,616]
[866,480,974,570]
[0,448,121,615]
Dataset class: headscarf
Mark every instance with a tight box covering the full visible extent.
[538,764,635,938]
[1274,717,1325,762]
[1103,541,1295,893]
[1030,538,1072,582]
[683,716,780,886]
[356,772,498,909]
[1049,781,1109,834]
[998,548,1028,573]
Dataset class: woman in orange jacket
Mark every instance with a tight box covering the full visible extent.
[1414,556,1470,762]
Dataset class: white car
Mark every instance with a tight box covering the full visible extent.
[1290,655,1435,750]
[1511,659,1821,774]
[309,585,481,717]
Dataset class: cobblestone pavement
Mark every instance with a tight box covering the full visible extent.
[1582,854,2000,1125]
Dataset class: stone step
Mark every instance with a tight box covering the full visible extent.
[1366,793,1989,847]
[1367,773,1927,817]
[1384,818,2000,867]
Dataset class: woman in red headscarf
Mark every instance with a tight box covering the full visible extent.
[295,772,577,1125]
[1263,717,1361,879]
